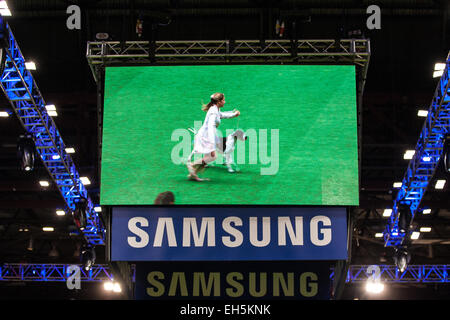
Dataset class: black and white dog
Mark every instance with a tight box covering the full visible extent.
[188,128,247,173]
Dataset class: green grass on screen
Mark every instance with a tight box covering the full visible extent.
[101,65,358,205]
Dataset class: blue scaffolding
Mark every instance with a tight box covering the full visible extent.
[384,52,450,247]
[0,17,105,245]
[0,264,448,283]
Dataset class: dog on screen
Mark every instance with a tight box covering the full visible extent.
[187,128,247,173]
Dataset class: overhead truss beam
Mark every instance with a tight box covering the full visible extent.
[0,17,105,245]
[1,264,448,284]
[384,52,450,247]
[86,39,370,83]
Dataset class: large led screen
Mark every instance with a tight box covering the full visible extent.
[100,65,358,205]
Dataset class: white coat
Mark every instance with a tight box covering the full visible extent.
[193,105,238,154]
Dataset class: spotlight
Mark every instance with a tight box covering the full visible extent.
[365,281,384,294]
[433,62,445,78]
[73,197,88,230]
[397,203,412,234]
[443,135,450,173]
[382,209,392,217]
[104,281,114,291]
[0,1,11,16]
[80,245,96,271]
[435,179,446,189]
[17,134,35,172]
[393,247,410,272]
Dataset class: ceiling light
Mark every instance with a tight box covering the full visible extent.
[410,231,420,240]
[104,281,114,291]
[0,111,9,117]
[434,63,446,71]
[417,110,428,117]
[65,147,75,153]
[42,227,54,232]
[419,227,431,232]
[393,182,402,188]
[403,150,415,160]
[113,283,122,293]
[375,233,383,238]
[435,179,446,189]
[0,9,11,16]
[80,177,91,185]
[39,180,49,187]
[382,209,392,217]
[422,209,431,214]
[25,61,36,70]
[56,210,65,216]
[365,281,384,294]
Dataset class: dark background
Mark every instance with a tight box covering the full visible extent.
[0,0,449,300]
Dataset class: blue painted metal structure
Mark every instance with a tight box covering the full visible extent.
[0,264,115,282]
[0,264,447,283]
[384,52,450,247]
[0,17,105,245]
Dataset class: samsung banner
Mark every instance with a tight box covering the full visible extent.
[134,261,332,300]
[111,207,348,261]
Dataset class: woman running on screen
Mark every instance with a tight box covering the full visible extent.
[187,92,240,181]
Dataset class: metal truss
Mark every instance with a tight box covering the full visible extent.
[340,265,450,283]
[1,263,448,284]
[0,264,114,282]
[0,17,105,246]
[384,52,450,247]
[86,39,370,83]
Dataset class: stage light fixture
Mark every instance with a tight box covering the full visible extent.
[393,247,410,273]
[0,111,9,117]
[56,209,65,216]
[375,233,383,238]
[65,147,75,153]
[52,155,60,160]
[73,197,88,230]
[422,156,431,162]
[419,227,431,232]
[27,237,33,251]
[80,245,96,271]
[17,134,35,172]
[42,227,54,232]
[422,208,431,214]
[94,206,102,213]
[397,203,412,234]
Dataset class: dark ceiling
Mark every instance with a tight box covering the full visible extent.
[0,0,449,299]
